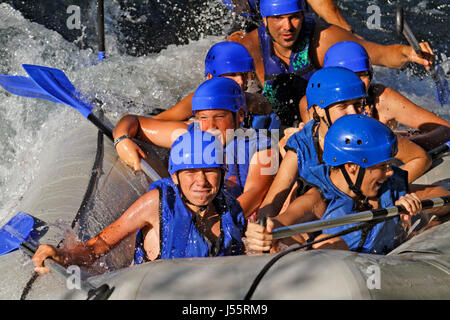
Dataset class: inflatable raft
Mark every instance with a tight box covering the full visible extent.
[0,116,449,300]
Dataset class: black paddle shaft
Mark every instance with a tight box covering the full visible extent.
[88,113,113,141]
[396,7,421,53]
[272,195,450,240]
[97,0,105,53]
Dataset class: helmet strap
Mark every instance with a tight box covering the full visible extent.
[175,169,226,213]
[339,165,367,202]
[312,108,321,123]
[264,18,277,44]
[232,111,238,130]
[323,108,333,129]
[176,172,208,213]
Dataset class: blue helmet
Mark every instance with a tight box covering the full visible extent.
[323,115,398,168]
[192,77,247,114]
[306,67,366,110]
[260,0,306,18]
[204,42,255,77]
[168,128,226,175]
[324,41,373,74]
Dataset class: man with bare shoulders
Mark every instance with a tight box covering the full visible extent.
[228,0,434,127]
[223,0,356,34]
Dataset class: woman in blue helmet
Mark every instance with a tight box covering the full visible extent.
[299,41,450,151]
[113,77,277,219]
[227,0,435,127]
[257,67,431,220]
[153,41,280,131]
[246,115,449,254]
[32,129,246,273]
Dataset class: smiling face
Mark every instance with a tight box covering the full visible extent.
[195,109,244,145]
[172,168,222,210]
[264,12,303,49]
[359,161,394,198]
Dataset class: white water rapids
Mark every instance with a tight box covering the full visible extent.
[0,1,449,225]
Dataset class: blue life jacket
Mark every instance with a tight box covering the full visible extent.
[134,177,246,264]
[246,112,281,131]
[259,15,318,126]
[285,120,321,184]
[224,128,274,198]
[306,165,409,254]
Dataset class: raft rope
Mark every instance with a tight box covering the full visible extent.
[244,196,450,300]
[243,218,393,300]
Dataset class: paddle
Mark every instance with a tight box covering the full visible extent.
[97,0,105,61]
[0,64,162,181]
[0,75,60,103]
[396,6,449,106]
[0,212,114,299]
[271,195,450,240]
[427,140,450,161]
[0,212,35,256]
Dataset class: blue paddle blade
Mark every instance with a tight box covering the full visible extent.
[0,212,35,256]
[22,64,93,119]
[432,65,449,106]
[0,75,60,103]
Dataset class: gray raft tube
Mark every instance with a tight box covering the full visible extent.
[0,122,449,300]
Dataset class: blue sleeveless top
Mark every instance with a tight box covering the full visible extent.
[285,120,321,183]
[306,165,409,254]
[259,15,318,126]
[224,128,273,198]
[134,178,246,264]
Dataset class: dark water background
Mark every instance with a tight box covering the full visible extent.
[1,0,448,66]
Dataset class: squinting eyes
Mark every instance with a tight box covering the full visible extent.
[374,163,392,171]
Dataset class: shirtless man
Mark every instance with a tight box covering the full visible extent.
[228,0,434,127]
[223,0,356,34]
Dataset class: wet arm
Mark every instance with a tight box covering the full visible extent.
[274,187,327,246]
[396,135,432,183]
[314,25,434,70]
[246,187,327,252]
[152,92,194,121]
[33,189,160,272]
[376,86,450,150]
[113,114,187,148]
[113,115,187,170]
[409,184,450,217]
[257,150,299,218]
[307,0,352,31]
[238,149,277,218]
